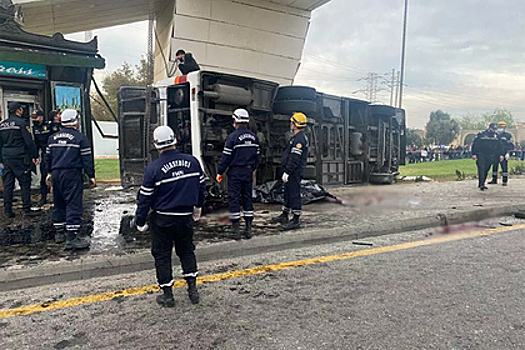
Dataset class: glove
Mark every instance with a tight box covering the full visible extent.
[136,223,149,232]
[505,153,510,160]
[216,174,223,183]
[89,178,96,189]
[131,217,149,232]
[193,207,202,222]
[45,173,52,187]
[282,172,289,183]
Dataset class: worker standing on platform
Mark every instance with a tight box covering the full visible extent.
[272,112,309,230]
[217,108,260,240]
[31,110,52,205]
[135,126,205,308]
[46,109,96,248]
[0,102,39,218]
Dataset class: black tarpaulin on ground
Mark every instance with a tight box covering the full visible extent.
[253,180,333,205]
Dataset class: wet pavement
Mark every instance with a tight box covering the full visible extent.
[1,178,525,270]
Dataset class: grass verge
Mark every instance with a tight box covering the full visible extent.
[399,159,523,181]
[94,158,120,182]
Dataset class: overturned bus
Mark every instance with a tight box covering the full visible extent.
[117,70,406,195]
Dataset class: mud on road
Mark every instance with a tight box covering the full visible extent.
[2,178,525,270]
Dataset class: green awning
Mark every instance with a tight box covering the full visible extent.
[0,48,105,70]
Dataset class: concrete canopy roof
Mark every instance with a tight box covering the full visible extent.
[13,0,330,35]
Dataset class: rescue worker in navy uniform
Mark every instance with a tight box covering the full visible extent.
[272,112,309,230]
[31,110,52,205]
[45,109,96,247]
[471,123,503,191]
[216,108,260,240]
[48,110,62,134]
[0,102,39,218]
[175,49,200,75]
[135,126,205,307]
[488,121,513,186]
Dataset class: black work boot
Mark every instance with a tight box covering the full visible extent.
[282,214,301,231]
[244,220,253,239]
[55,227,66,244]
[186,277,200,305]
[488,179,497,184]
[23,210,38,217]
[156,287,175,307]
[271,211,289,224]
[65,230,76,251]
[38,195,47,206]
[71,232,90,250]
[231,221,241,240]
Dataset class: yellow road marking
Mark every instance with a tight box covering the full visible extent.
[1,223,524,319]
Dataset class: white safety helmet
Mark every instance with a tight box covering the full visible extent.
[61,109,79,126]
[232,108,250,123]
[153,126,177,149]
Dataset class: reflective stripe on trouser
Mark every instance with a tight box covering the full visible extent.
[227,166,254,223]
[284,170,302,215]
[150,214,197,287]
[501,159,509,183]
[491,156,500,181]
[52,169,84,231]
[2,157,32,212]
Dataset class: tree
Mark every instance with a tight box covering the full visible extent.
[91,59,148,121]
[457,113,485,130]
[425,110,460,146]
[457,108,515,131]
[482,108,515,129]
[406,128,423,148]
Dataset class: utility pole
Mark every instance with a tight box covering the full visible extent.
[383,69,398,107]
[394,70,400,108]
[398,0,409,108]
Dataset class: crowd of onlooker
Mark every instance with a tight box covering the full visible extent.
[405,144,525,163]
[405,146,472,163]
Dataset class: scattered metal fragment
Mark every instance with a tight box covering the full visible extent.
[352,241,374,246]
[476,224,498,229]
[514,211,525,219]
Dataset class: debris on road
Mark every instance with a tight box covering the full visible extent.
[352,241,374,246]
[253,180,337,205]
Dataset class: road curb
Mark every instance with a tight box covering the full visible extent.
[1,204,524,292]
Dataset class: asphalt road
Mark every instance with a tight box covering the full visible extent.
[1,225,525,349]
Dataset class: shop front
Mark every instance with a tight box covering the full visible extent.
[0,0,105,141]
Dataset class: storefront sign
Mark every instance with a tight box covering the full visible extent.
[0,61,47,79]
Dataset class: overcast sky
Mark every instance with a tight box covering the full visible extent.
[67,0,525,129]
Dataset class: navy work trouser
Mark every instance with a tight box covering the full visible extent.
[2,157,32,213]
[491,157,508,184]
[52,169,84,235]
[151,214,197,288]
[477,154,494,188]
[227,166,254,223]
[284,170,302,216]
